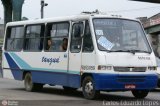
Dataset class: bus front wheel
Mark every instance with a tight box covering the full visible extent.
[24,73,43,92]
[82,76,100,99]
[131,90,149,99]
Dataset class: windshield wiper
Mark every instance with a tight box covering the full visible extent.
[108,50,135,54]
[130,50,151,54]
[108,50,128,52]
[109,49,151,54]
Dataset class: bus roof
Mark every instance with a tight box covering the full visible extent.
[6,14,139,27]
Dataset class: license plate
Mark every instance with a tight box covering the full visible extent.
[125,84,136,89]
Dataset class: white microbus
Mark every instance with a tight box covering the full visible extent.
[2,14,158,99]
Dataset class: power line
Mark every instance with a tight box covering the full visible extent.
[107,6,160,13]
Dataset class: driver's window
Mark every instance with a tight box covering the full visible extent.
[70,22,84,53]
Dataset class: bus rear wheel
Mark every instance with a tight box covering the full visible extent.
[24,73,43,92]
[132,90,149,99]
[82,76,100,99]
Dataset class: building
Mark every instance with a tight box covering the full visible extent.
[139,13,160,57]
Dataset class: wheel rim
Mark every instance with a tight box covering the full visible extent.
[25,75,32,90]
[85,81,94,96]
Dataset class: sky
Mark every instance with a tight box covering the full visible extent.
[0,0,160,20]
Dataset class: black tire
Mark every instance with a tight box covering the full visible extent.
[82,76,100,100]
[63,86,77,91]
[132,90,149,99]
[24,73,43,92]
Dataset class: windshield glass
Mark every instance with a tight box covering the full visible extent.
[93,18,151,53]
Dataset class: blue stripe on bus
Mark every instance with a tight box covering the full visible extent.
[4,53,23,80]
[10,52,32,69]
[31,71,81,88]
[5,53,20,69]
[92,73,158,90]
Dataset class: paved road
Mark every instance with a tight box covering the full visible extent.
[0,78,160,106]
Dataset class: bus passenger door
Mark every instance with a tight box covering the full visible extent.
[81,20,95,75]
[68,22,84,88]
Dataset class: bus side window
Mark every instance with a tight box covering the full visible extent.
[24,24,45,51]
[45,22,69,52]
[70,23,83,53]
[82,21,94,52]
[5,26,24,51]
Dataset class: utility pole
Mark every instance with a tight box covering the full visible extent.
[41,0,48,19]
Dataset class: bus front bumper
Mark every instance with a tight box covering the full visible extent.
[92,73,158,91]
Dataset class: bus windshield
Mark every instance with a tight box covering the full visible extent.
[93,18,152,53]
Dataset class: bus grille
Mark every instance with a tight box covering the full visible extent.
[114,67,146,72]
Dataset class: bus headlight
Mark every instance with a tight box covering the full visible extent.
[98,65,113,70]
[148,66,157,71]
